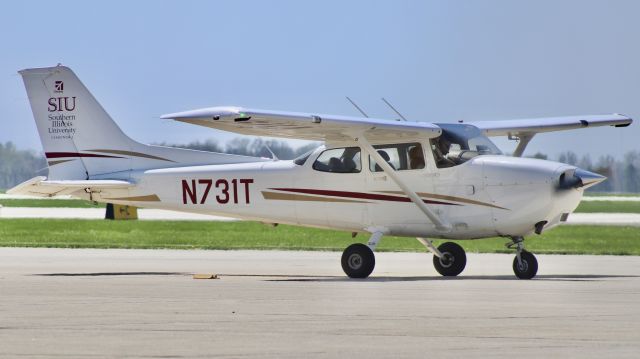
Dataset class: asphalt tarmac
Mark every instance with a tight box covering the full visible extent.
[1,248,639,358]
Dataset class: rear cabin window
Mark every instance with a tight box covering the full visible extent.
[369,143,425,172]
[312,147,362,173]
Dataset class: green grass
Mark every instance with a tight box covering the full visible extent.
[575,201,640,213]
[2,197,640,214]
[0,199,104,208]
[585,192,640,197]
[0,219,638,255]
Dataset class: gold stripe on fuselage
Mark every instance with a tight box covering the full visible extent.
[261,191,370,203]
[103,194,161,202]
[48,159,74,166]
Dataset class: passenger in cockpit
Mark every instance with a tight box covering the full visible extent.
[409,146,425,169]
[375,150,396,171]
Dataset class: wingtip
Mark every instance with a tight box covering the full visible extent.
[612,113,633,127]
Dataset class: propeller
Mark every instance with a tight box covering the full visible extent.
[558,168,606,190]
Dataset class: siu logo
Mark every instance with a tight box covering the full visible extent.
[54,81,64,93]
[48,80,76,112]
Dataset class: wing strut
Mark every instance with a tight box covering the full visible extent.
[512,133,535,157]
[358,136,451,232]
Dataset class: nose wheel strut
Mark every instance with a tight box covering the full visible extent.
[507,237,538,279]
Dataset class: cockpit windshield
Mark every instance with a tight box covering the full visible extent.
[431,123,502,168]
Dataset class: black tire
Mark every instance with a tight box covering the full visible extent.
[433,242,466,277]
[513,250,538,279]
[341,243,375,278]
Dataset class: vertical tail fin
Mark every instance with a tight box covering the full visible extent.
[20,65,140,179]
[19,65,266,180]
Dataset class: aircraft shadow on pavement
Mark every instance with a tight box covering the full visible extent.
[33,272,188,277]
[261,274,640,282]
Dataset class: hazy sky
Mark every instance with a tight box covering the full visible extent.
[1,0,638,160]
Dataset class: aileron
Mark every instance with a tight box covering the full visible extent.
[470,114,632,137]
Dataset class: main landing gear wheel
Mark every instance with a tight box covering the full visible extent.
[341,243,375,278]
[433,242,467,277]
[513,250,538,280]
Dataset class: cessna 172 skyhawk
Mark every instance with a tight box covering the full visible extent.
[10,65,632,279]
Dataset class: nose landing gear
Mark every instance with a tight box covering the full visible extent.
[508,236,538,279]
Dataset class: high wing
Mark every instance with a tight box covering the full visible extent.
[7,176,133,197]
[468,114,632,137]
[161,107,442,142]
[468,113,632,157]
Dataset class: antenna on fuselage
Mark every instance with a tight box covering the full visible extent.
[345,96,369,118]
[381,97,407,121]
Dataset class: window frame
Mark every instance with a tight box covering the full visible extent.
[312,146,363,174]
[368,142,426,173]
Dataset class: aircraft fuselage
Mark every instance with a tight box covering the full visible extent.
[98,146,583,240]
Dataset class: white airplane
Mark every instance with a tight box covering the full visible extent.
[10,65,632,279]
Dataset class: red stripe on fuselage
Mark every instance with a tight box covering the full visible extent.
[45,152,123,159]
[269,188,458,205]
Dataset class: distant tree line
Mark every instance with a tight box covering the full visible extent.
[0,140,638,194]
[0,139,318,190]
[0,142,47,190]
[528,150,640,192]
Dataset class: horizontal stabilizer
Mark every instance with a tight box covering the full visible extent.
[7,176,133,198]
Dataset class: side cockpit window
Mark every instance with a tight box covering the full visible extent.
[312,147,362,173]
[431,124,503,168]
[369,143,425,172]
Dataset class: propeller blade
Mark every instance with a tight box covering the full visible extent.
[558,168,606,190]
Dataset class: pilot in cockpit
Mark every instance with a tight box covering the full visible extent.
[432,136,456,168]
